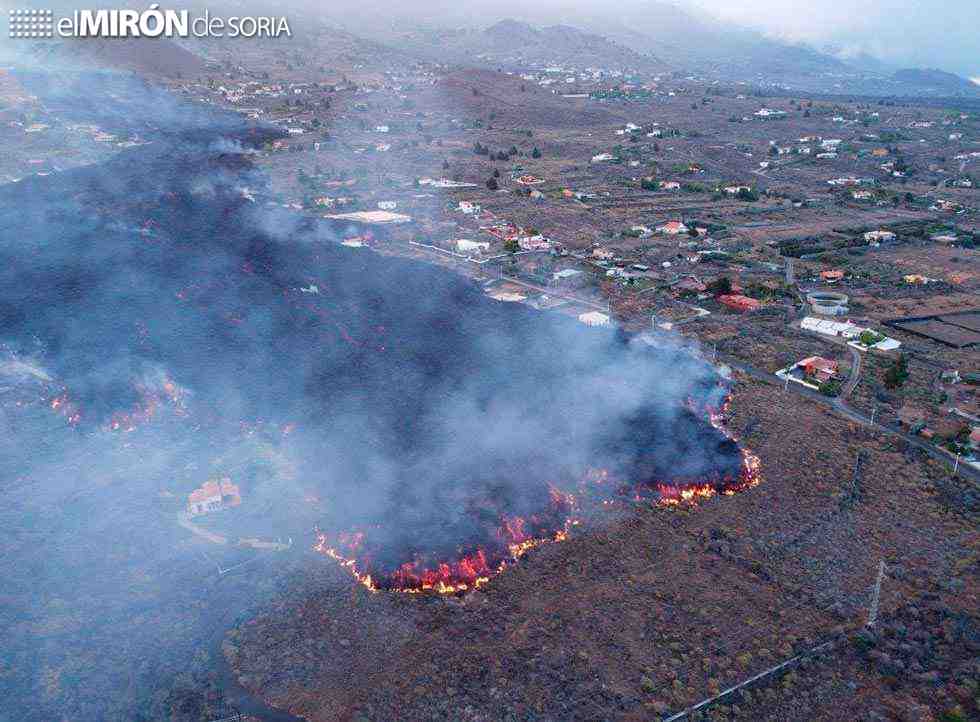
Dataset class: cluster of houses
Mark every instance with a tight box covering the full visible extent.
[827,177,875,187]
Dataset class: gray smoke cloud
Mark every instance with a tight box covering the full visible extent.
[0,44,750,719]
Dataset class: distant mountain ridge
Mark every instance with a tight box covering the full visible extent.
[362,18,669,74]
[892,67,980,94]
[329,1,979,97]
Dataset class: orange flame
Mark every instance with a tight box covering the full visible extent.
[317,391,762,594]
[315,488,580,595]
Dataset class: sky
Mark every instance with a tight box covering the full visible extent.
[689,0,980,79]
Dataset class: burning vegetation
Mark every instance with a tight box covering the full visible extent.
[316,398,762,595]
[316,485,577,594]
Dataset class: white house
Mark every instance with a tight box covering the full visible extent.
[455,239,490,254]
[801,317,862,339]
[579,311,611,327]
[552,268,584,285]
[864,230,896,243]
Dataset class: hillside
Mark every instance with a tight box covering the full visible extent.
[577,4,850,80]
[417,67,624,128]
[892,68,980,97]
[378,19,667,74]
[32,38,205,79]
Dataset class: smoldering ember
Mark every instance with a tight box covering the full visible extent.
[1,6,978,721]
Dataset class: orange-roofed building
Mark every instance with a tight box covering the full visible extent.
[799,356,839,383]
[657,220,689,235]
[718,294,761,312]
[820,270,844,283]
[187,477,241,516]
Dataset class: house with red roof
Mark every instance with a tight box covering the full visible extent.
[657,220,689,235]
[718,294,760,312]
[799,356,839,383]
[187,477,241,516]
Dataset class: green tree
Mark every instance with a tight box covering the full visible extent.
[859,330,883,347]
[486,176,499,191]
[531,147,542,159]
[707,276,733,296]
[884,353,909,389]
[819,378,842,397]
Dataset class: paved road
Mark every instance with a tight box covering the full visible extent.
[842,346,862,399]
[496,273,609,311]
[719,352,980,484]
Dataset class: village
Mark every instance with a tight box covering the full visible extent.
[1,17,978,722]
[104,34,978,474]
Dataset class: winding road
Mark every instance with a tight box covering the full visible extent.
[718,350,980,484]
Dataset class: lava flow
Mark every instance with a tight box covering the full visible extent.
[316,393,763,595]
[654,449,761,507]
[648,399,762,507]
[315,487,578,594]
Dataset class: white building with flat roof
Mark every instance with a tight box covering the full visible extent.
[579,311,611,327]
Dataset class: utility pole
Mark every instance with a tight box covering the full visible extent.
[870,405,877,425]
[953,453,960,475]
[866,560,886,627]
[846,450,865,506]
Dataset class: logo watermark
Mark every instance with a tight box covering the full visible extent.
[7,5,291,39]
[9,9,54,38]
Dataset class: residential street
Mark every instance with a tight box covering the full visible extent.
[719,351,980,484]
